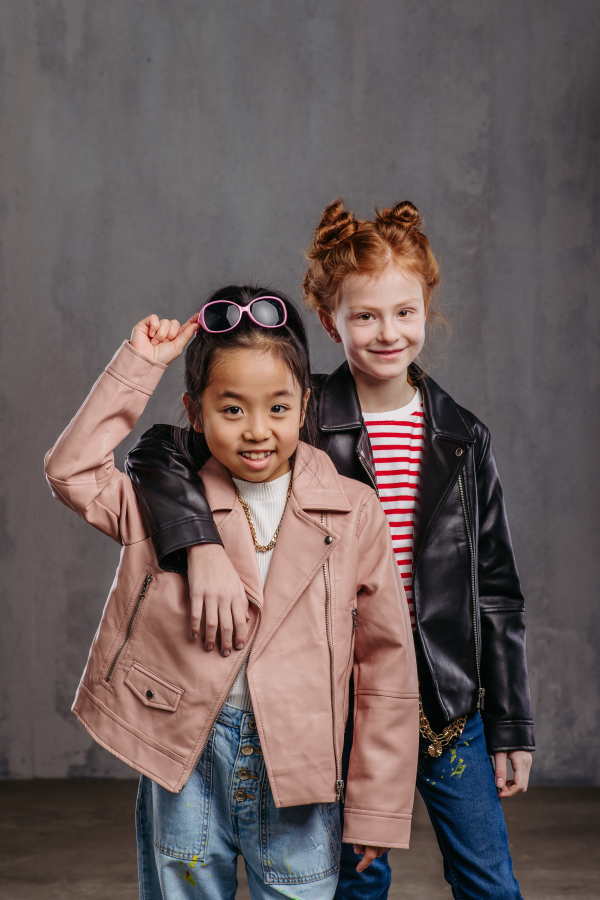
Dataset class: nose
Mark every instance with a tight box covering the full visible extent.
[378,316,400,344]
[243,414,271,443]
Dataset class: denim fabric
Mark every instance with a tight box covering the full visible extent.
[337,702,522,900]
[136,704,341,900]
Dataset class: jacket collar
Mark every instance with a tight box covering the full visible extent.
[201,441,353,514]
[319,360,475,444]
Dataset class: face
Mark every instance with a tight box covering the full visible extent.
[185,348,308,483]
[320,263,426,385]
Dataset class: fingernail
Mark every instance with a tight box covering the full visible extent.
[236,642,245,650]
[222,649,231,657]
[205,644,213,652]
[192,632,199,639]
[496,778,504,788]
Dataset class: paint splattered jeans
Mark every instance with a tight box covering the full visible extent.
[337,709,523,900]
[136,703,341,900]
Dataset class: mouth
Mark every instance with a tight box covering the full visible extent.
[369,347,407,358]
[238,449,276,470]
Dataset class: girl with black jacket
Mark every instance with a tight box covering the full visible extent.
[125,201,534,900]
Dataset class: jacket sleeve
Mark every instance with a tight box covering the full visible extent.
[343,492,420,850]
[125,426,222,573]
[44,342,166,544]
[476,430,535,753]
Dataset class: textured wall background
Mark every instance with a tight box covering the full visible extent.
[0,1,598,784]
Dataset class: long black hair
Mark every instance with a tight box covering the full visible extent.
[178,284,319,468]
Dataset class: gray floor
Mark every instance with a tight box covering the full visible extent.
[0,781,598,899]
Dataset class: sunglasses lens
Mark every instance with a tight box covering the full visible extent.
[203,302,241,332]
[250,298,286,327]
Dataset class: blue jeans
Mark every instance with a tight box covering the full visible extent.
[136,703,341,899]
[337,707,523,900]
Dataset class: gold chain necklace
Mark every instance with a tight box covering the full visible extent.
[234,469,293,553]
[419,692,467,757]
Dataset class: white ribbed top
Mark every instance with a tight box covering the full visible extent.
[225,469,292,712]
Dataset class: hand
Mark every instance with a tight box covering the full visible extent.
[188,544,250,656]
[493,750,532,798]
[130,314,198,365]
[353,845,389,873]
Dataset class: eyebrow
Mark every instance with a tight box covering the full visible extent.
[216,389,295,401]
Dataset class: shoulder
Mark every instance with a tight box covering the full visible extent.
[420,372,491,460]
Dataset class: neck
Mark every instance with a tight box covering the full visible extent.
[350,363,416,413]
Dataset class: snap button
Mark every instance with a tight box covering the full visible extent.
[146,690,154,699]
[325,535,333,545]
[241,745,254,756]
[455,448,464,457]
[238,768,250,781]
[248,718,257,730]
[234,789,247,801]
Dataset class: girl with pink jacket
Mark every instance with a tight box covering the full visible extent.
[45,288,418,900]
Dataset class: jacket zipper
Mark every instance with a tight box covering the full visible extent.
[322,513,344,801]
[358,451,379,497]
[106,574,153,683]
[457,473,485,710]
[184,599,263,787]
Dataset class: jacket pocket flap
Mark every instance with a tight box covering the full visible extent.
[125,662,183,712]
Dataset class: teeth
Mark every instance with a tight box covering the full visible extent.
[242,451,271,460]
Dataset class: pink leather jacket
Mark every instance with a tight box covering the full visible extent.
[45,341,419,849]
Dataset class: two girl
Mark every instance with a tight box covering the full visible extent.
[127,201,535,900]
[45,290,419,899]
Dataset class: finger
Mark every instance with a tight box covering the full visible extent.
[232,593,250,649]
[494,752,508,791]
[497,779,523,798]
[190,595,203,640]
[166,319,181,342]
[151,318,172,345]
[356,847,377,873]
[171,317,199,355]
[204,597,219,651]
[218,603,234,657]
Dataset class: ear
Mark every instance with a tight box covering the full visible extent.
[317,309,342,343]
[299,389,311,428]
[183,393,203,433]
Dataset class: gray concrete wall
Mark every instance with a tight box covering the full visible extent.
[0,1,598,783]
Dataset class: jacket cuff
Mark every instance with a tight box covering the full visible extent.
[483,720,535,753]
[342,808,412,850]
[154,517,224,574]
[106,341,167,395]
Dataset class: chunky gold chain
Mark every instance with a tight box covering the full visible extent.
[419,695,467,758]
[234,469,294,553]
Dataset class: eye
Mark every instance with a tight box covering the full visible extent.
[398,309,413,318]
[224,406,243,415]
[357,313,374,321]
[271,404,288,414]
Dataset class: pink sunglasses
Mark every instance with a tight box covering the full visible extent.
[198,296,288,333]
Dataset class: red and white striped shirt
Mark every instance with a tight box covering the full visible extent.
[362,388,424,629]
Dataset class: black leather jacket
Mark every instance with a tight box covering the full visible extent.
[125,363,534,753]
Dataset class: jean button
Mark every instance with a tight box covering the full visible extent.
[234,789,247,801]
[238,768,250,781]
[248,718,257,730]
[241,745,253,756]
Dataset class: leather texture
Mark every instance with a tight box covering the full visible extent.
[45,342,419,849]
[126,360,535,754]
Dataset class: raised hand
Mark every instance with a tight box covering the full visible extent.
[130,314,198,366]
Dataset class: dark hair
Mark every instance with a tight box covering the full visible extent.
[178,284,319,468]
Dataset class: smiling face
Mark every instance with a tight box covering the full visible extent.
[184,347,308,483]
[319,263,426,409]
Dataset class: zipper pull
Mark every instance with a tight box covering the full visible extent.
[352,607,358,631]
[336,779,345,802]
[477,688,486,710]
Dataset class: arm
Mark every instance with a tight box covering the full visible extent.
[476,430,534,791]
[344,493,420,853]
[44,315,195,538]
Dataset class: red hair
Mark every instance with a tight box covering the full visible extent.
[302,199,441,323]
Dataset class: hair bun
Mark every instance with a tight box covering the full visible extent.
[311,198,359,254]
[376,200,422,231]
